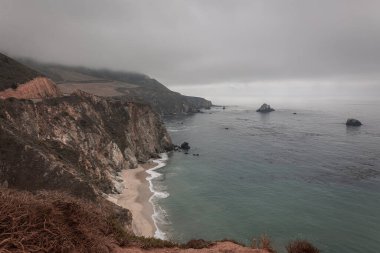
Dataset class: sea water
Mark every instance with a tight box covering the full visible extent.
[150,101,380,253]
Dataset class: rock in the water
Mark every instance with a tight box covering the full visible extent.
[346,118,362,126]
[256,103,275,113]
[180,142,190,150]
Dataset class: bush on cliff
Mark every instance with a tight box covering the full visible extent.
[0,188,123,252]
[286,240,320,253]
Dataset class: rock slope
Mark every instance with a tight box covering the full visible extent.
[0,90,172,199]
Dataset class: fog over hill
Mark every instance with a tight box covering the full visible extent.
[1,0,380,104]
[19,58,212,115]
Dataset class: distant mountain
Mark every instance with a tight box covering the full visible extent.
[0,53,61,99]
[20,59,212,115]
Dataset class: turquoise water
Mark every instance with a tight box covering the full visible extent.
[152,102,380,252]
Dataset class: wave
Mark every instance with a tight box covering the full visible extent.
[146,153,170,239]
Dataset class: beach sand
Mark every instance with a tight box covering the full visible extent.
[114,161,157,237]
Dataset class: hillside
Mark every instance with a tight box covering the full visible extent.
[19,59,212,115]
[0,53,61,99]
[0,53,41,91]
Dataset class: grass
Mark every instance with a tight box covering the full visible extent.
[251,234,277,253]
[0,188,321,253]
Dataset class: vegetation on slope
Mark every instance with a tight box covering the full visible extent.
[19,58,212,115]
[0,53,42,91]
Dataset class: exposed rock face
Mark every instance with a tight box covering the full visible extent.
[0,90,172,199]
[346,118,362,126]
[256,103,275,113]
[0,77,61,99]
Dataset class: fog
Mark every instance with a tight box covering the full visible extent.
[1,0,380,103]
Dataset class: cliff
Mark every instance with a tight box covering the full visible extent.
[18,59,212,115]
[0,90,172,199]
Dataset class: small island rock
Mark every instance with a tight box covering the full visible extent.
[256,103,275,113]
[180,142,190,150]
[346,118,362,127]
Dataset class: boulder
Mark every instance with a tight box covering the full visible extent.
[256,103,275,113]
[346,118,362,127]
[180,142,190,150]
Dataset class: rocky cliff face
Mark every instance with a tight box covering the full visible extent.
[0,77,61,99]
[0,90,172,199]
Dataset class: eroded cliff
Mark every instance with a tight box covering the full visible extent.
[0,77,62,99]
[0,90,172,199]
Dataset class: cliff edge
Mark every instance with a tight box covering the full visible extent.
[0,90,172,199]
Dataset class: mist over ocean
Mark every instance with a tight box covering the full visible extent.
[151,101,380,253]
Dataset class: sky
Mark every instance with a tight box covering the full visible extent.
[1,0,380,104]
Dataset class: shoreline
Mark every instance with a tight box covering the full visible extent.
[108,153,169,238]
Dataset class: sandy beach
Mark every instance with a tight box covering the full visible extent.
[113,161,158,237]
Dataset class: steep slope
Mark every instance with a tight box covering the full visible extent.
[0,53,40,90]
[0,90,172,199]
[0,53,61,99]
[19,59,212,115]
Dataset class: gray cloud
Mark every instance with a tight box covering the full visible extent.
[1,0,380,99]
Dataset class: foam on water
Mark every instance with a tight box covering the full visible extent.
[146,153,170,239]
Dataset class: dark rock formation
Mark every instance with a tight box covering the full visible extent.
[180,142,190,150]
[256,103,275,113]
[0,90,172,199]
[346,118,362,126]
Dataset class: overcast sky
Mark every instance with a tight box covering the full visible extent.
[1,0,380,104]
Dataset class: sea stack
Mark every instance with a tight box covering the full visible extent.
[256,103,275,113]
[346,118,362,126]
[180,142,191,150]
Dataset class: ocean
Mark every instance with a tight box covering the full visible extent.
[148,101,380,253]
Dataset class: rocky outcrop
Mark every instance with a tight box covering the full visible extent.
[0,90,172,199]
[256,103,275,113]
[0,77,61,99]
[180,142,190,150]
[346,118,362,126]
